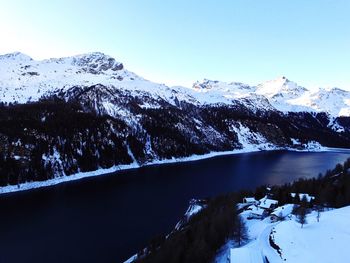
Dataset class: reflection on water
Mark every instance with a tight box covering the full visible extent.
[0,150,349,263]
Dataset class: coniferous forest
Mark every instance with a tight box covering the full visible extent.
[0,98,133,186]
[1,90,350,187]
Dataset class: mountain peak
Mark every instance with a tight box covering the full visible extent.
[0,52,33,61]
[70,52,124,72]
[74,51,113,61]
[280,75,287,80]
[270,75,290,84]
[41,52,124,73]
[192,79,218,89]
[256,76,308,97]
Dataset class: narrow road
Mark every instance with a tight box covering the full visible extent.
[246,222,283,263]
[259,224,282,262]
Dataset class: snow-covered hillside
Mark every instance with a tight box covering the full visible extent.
[0,52,188,107]
[1,52,350,117]
[217,205,350,263]
[273,206,350,263]
[191,76,350,117]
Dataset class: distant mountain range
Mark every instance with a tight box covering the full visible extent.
[0,52,350,190]
[1,52,350,117]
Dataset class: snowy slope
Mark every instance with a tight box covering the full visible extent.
[1,52,350,117]
[273,206,350,263]
[0,52,192,107]
[256,76,311,112]
[190,76,350,116]
[289,87,350,117]
[216,205,350,263]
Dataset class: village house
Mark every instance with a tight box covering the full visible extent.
[258,196,279,212]
[242,197,258,205]
[270,204,294,222]
[245,196,279,219]
[248,206,269,219]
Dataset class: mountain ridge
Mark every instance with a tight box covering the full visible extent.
[1,51,350,117]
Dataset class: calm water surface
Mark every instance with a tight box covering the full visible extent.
[0,150,349,263]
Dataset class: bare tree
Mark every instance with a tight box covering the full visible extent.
[316,205,322,222]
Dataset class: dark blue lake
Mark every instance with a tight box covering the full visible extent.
[0,150,349,263]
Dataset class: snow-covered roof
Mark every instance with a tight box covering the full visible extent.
[271,204,294,218]
[259,196,278,209]
[230,247,263,263]
[246,204,256,210]
[250,207,266,216]
[290,193,315,202]
[243,197,257,203]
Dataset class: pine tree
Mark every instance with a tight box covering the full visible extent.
[292,204,299,215]
[300,194,309,208]
[232,215,248,246]
[297,207,307,228]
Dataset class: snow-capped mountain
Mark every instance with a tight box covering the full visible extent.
[191,76,350,117]
[256,76,310,112]
[1,52,350,117]
[0,52,350,190]
[0,52,141,103]
[290,87,350,117]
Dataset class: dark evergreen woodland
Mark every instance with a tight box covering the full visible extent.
[1,85,350,186]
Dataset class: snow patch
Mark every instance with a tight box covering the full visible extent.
[230,122,273,151]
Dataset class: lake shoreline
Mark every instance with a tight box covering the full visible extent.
[1,145,349,196]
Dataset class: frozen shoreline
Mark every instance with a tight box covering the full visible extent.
[0,146,349,195]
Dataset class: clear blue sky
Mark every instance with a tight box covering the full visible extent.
[0,0,349,89]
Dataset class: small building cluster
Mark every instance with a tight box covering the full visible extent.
[242,192,315,221]
[243,195,278,220]
[229,192,316,262]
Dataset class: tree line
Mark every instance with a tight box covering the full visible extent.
[136,194,247,263]
[136,158,350,262]
[1,87,350,187]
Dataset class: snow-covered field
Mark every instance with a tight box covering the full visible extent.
[274,207,350,263]
[217,205,350,263]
